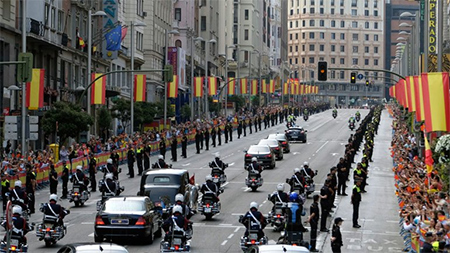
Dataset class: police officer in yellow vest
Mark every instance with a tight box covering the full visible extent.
[351,180,362,228]
[136,144,144,176]
[1,173,9,213]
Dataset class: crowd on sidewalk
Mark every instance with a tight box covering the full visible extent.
[390,104,450,253]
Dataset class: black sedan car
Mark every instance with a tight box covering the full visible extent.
[258,139,283,160]
[244,145,276,169]
[285,127,307,143]
[267,133,291,153]
[94,196,162,243]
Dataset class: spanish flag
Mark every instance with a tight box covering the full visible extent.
[262,79,267,93]
[240,78,247,94]
[251,80,258,95]
[405,76,416,113]
[227,78,235,95]
[413,76,425,122]
[167,75,178,98]
[134,74,146,102]
[79,37,85,48]
[194,77,203,97]
[421,72,450,132]
[269,80,275,93]
[283,82,289,95]
[290,81,296,95]
[26,69,44,110]
[91,73,106,105]
[295,82,300,95]
[208,77,217,96]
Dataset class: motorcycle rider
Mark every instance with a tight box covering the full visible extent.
[287,168,306,194]
[269,183,289,206]
[302,162,315,179]
[162,205,191,250]
[153,155,169,168]
[284,192,308,237]
[200,175,220,203]
[9,181,28,212]
[3,205,32,245]
[173,194,194,219]
[100,173,117,197]
[71,165,88,194]
[348,116,356,124]
[240,202,267,241]
[41,194,69,228]
[104,158,118,180]
[210,153,227,174]
[332,108,337,117]
[246,157,263,179]
[355,111,361,119]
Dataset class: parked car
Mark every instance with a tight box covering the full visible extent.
[94,196,162,244]
[57,243,129,253]
[258,139,283,160]
[244,145,276,169]
[267,133,290,153]
[285,127,307,143]
[137,169,199,215]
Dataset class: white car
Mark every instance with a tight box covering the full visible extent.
[57,243,129,253]
[256,244,310,253]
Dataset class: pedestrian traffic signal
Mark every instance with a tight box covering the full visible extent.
[164,64,174,82]
[317,61,327,81]
[365,80,369,86]
[350,72,356,83]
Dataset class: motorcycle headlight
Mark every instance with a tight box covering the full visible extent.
[280,231,285,237]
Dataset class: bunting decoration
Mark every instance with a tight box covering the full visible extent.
[228,78,235,95]
[208,77,217,96]
[251,80,258,95]
[262,79,268,93]
[240,78,247,94]
[269,80,275,93]
[413,76,425,122]
[194,77,203,97]
[26,69,45,110]
[421,72,450,133]
[134,74,146,102]
[91,73,106,105]
[167,75,178,98]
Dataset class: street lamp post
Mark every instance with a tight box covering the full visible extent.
[189,32,202,121]
[204,38,216,119]
[163,29,180,129]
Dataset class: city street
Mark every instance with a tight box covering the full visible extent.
[20,109,403,252]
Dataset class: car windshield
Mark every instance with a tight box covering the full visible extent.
[248,146,270,153]
[145,187,179,203]
[145,174,181,185]
[258,140,278,146]
[104,200,146,212]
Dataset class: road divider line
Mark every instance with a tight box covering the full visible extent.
[228,234,234,239]
[221,240,228,246]
[315,141,329,153]
[234,227,240,232]
[220,224,233,226]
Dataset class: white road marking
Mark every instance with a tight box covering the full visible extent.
[244,188,251,192]
[182,163,190,166]
[220,224,232,226]
[228,234,234,239]
[331,153,339,156]
[81,222,92,225]
[292,152,300,155]
[231,213,243,216]
[228,162,235,166]
[234,227,240,232]
[315,141,329,153]
[88,232,94,237]
[221,240,228,245]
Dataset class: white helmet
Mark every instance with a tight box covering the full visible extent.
[105,173,114,180]
[249,202,258,210]
[12,205,22,215]
[158,155,164,159]
[107,158,113,164]
[49,194,58,202]
[251,157,257,162]
[14,181,22,188]
[76,165,83,171]
[294,168,301,173]
[277,183,285,192]
[175,194,184,202]
[215,153,220,158]
[303,162,309,166]
[173,205,183,214]
[205,175,213,182]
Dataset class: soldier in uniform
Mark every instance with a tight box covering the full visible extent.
[127,145,135,178]
[237,121,243,139]
[181,134,188,158]
[224,123,229,143]
[204,128,210,151]
[227,122,233,142]
[144,141,151,170]
[200,128,204,150]
[88,153,97,191]
[61,161,69,199]
[171,135,178,162]
[211,127,217,148]
[243,120,247,137]
[136,144,143,175]
[258,115,262,131]
[217,125,222,146]
[254,116,258,133]
[160,137,167,159]
[25,164,36,214]
[248,117,253,134]
[195,129,201,154]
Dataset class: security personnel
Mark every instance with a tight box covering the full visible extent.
[307,195,320,252]
[127,145,135,178]
[195,129,201,154]
[144,141,151,170]
[257,115,262,131]
[353,163,366,192]
[110,149,120,171]
[211,127,217,148]
[351,180,362,228]
[228,122,233,142]
[25,164,36,214]
[100,173,117,196]
[136,144,144,175]
[224,123,229,143]
[49,164,58,194]
[88,153,97,192]
[237,121,243,139]
[217,125,222,146]
[41,194,70,227]
[181,134,188,158]
[61,161,69,199]
[248,117,253,134]
[337,158,348,196]
[243,120,247,137]
[1,174,10,212]
[331,217,344,252]
[171,135,177,162]
[204,128,210,151]
[200,128,204,150]
[10,181,28,211]
[160,137,167,159]
[319,180,331,232]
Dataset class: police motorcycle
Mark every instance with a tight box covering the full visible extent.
[303,114,309,121]
[7,181,30,221]
[301,163,317,199]
[349,121,355,131]
[286,168,306,204]
[98,158,121,180]
[0,205,34,252]
[68,166,90,207]
[208,161,228,188]
[245,158,263,192]
[35,195,70,247]
[276,193,309,248]
[239,202,268,252]
[332,110,338,119]
[160,206,191,252]
[96,173,124,210]
[198,175,221,220]
[267,184,288,232]
[355,112,361,122]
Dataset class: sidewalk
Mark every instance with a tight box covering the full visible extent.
[318,110,404,253]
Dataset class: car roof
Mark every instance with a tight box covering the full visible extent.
[257,244,310,252]
[258,139,279,144]
[59,243,128,253]
[268,134,287,139]
[144,169,187,176]
[289,127,304,130]
[105,196,148,202]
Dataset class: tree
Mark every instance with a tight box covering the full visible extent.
[42,101,93,144]
[227,95,246,112]
[208,97,220,116]
[97,106,112,140]
[180,104,191,121]
[134,102,158,132]
[110,98,131,130]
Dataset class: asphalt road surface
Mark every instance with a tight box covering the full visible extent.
[15,108,403,252]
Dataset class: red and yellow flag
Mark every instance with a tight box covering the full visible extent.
[167,75,178,98]
[26,69,45,110]
[208,77,217,95]
[262,79,268,93]
[413,76,425,122]
[240,78,247,94]
[424,132,434,174]
[405,76,416,113]
[134,74,146,102]
[295,82,300,95]
[227,78,235,95]
[91,73,106,105]
[421,72,450,132]
[283,82,289,95]
[251,80,258,95]
[269,80,275,93]
[194,77,203,97]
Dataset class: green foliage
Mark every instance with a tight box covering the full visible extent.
[134,102,158,131]
[42,101,93,144]
[251,95,260,107]
[110,98,131,129]
[208,97,220,116]
[227,95,245,112]
[97,106,112,137]
[181,104,191,120]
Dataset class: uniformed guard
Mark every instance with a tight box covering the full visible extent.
[248,117,253,134]
[195,129,201,154]
[144,141,151,170]
[307,195,320,252]
[211,127,217,148]
[25,164,36,214]
[1,173,10,212]
[136,144,144,175]
[171,135,178,162]
[204,128,210,151]
[243,120,247,137]
[237,121,243,139]
[160,137,167,159]
[224,124,229,143]
[88,153,97,192]
[331,217,344,252]
[351,180,362,228]
[61,161,69,199]
[127,145,135,178]
[181,134,188,158]
[217,125,222,146]
[228,122,233,142]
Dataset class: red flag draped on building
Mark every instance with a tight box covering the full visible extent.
[240,78,247,94]
[167,75,178,98]
[91,73,106,105]
[134,74,146,102]
[208,77,217,96]
[413,76,425,122]
[421,72,450,132]
[194,77,203,97]
[406,76,416,113]
[228,78,235,95]
[262,79,268,93]
[26,69,45,110]
[251,80,258,95]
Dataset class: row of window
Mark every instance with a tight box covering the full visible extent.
[289,57,379,66]
[289,44,379,54]
[290,0,379,8]
[290,7,379,16]
[289,20,380,29]
[290,32,380,42]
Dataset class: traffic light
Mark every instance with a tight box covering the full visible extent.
[350,72,356,83]
[17,52,33,83]
[317,61,327,81]
[365,80,369,86]
[164,64,174,82]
